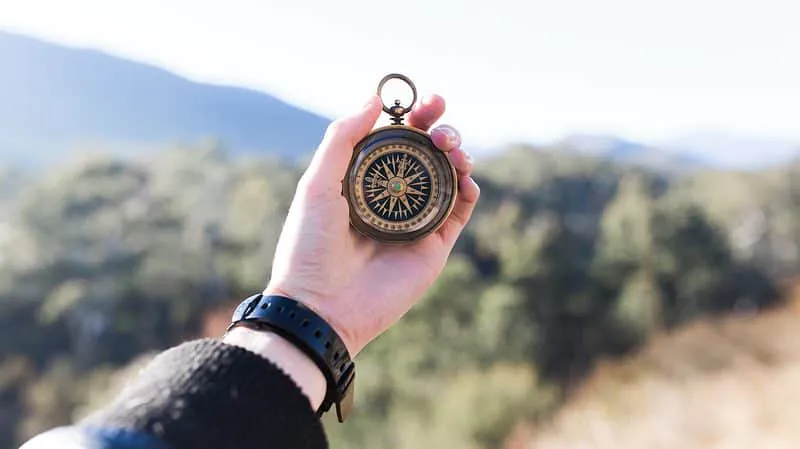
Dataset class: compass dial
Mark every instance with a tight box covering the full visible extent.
[361,148,432,222]
[349,141,450,238]
[344,124,457,243]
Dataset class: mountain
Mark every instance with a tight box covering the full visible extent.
[556,134,707,173]
[2,31,796,171]
[661,131,800,169]
[555,132,800,171]
[0,31,330,163]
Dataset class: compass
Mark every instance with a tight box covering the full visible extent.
[343,74,457,243]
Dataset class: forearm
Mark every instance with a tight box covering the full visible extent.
[223,326,327,410]
[22,338,328,449]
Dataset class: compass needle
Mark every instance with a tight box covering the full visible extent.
[370,190,391,203]
[370,168,386,181]
[382,161,394,179]
[403,171,423,184]
[405,185,425,196]
[400,195,412,213]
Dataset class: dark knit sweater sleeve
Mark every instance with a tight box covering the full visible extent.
[81,339,328,449]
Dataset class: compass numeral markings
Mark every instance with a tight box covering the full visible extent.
[365,176,379,189]
[397,155,409,178]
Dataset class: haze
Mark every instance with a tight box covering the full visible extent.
[1,0,798,150]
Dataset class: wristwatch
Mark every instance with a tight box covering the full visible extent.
[227,294,356,422]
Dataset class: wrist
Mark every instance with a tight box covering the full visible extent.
[223,326,327,411]
[228,294,357,421]
[262,284,360,355]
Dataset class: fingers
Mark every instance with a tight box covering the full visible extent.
[430,122,477,245]
[438,175,480,247]
[430,125,461,153]
[447,147,475,176]
[431,125,474,180]
[431,124,474,177]
[407,94,445,131]
[302,96,382,192]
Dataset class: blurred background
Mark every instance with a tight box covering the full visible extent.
[1,0,800,448]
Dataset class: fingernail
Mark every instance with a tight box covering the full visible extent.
[439,126,458,145]
[431,127,460,150]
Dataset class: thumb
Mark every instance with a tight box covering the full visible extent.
[302,95,382,190]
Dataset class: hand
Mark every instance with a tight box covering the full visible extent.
[264,94,479,356]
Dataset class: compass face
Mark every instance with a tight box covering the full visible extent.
[362,149,431,222]
[345,126,457,243]
[349,141,450,238]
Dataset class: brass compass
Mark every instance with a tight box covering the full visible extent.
[343,74,458,243]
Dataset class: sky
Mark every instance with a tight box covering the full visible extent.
[0,0,798,149]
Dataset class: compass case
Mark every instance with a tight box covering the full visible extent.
[343,126,457,243]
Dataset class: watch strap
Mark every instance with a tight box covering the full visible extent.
[227,294,356,422]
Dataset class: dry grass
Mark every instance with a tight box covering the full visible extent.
[512,308,800,449]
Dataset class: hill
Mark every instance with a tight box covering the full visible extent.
[514,305,800,449]
[3,31,799,171]
[0,143,796,448]
[0,31,330,163]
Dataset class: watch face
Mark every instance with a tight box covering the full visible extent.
[346,130,456,242]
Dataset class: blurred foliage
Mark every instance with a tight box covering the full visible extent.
[0,141,792,448]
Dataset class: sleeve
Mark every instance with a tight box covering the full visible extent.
[19,339,328,449]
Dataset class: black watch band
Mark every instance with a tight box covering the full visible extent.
[226,294,356,422]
